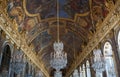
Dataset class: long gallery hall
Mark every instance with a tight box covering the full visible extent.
[0,0,120,77]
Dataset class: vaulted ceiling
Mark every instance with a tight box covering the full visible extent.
[6,0,115,76]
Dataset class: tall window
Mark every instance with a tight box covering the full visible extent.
[82,64,86,77]
[86,60,91,77]
[103,42,116,77]
[117,30,120,59]
[79,66,82,77]
[73,69,79,77]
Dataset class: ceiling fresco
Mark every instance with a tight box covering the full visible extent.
[6,0,116,76]
[6,0,111,33]
[32,31,52,53]
[26,0,56,19]
[25,0,90,19]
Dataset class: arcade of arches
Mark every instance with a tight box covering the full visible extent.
[0,0,120,77]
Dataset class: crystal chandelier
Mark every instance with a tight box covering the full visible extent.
[50,0,67,76]
[50,41,67,71]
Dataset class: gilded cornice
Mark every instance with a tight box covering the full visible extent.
[65,0,120,77]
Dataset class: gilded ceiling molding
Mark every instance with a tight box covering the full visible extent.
[23,0,89,24]
[23,0,89,23]
[23,0,40,21]
[0,11,50,77]
[23,0,39,17]
[0,0,7,9]
[89,0,95,29]
[65,0,120,77]
[74,12,89,22]
[36,17,74,23]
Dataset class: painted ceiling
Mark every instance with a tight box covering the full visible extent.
[25,0,90,19]
[6,0,116,76]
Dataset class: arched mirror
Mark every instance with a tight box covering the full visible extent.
[82,64,86,77]
[79,66,82,77]
[103,41,116,77]
[86,60,91,77]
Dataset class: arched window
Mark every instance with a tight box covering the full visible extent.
[73,69,79,77]
[86,60,91,77]
[0,45,11,77]
[103,42,116,77]
[82,64,86,77]
[79,66,82,77]
[117,30,120,59]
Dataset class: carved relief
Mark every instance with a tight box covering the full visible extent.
[92,6,103,21]
[105,0,115,12]
[7,2,24,23]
